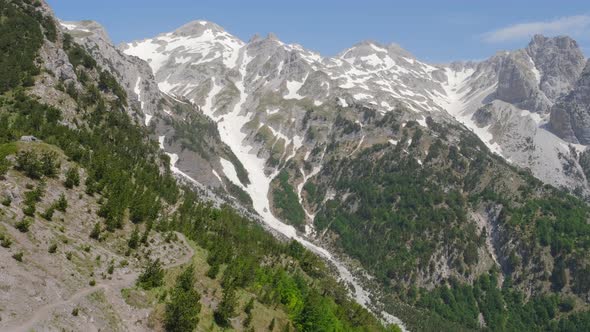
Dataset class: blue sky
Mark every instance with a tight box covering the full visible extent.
[47,0,590,63]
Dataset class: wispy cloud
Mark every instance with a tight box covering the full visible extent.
[483,15,590,43]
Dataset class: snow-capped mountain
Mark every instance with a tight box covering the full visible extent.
[121,21,590,197]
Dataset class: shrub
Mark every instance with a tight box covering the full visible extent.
[64,166,80,188]
[89,222,101,240]
[12,252,23,262]
[15,218,32,232]
[22,205,35,217]
[48,243,57,253]
[41,206,55,221]
[55,193,68,212]
[15,150,60,179]
[1,236,12,248]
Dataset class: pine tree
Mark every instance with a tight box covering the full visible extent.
[164,265,201,332]
[214,286,237,327]
[128,225,140,249]
[137,258,164,290]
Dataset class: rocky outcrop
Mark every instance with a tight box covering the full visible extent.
[550,60,590,144]
[494,35,585,114]
[60,20,161,121]
[495,49,552,113]
[526,35,587,101]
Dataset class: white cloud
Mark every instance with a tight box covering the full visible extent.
[483,15,590,43]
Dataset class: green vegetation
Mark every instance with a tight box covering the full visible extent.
[415,271,590,331]
[1,195,11,207]
[40,206,54,220]
[0,143,16,177]
[15,150,60,179]
[128,225,140,249]
[0,233,12,248]
[309,116,590,331]
[137,259,164,290]
[55,193,67,212]
[214,286,237,326]
[12,251,23,262]
[64,166,80,188]
[0,0,44,93]
[164,265,201,332]
[15,218,32,232]
[22,181,44,216]
[272,170,305,230]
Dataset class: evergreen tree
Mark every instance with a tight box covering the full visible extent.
[214,286,237,327]
[137,258,164,289]
[64,166,80,188]
[164,265,201,332]
[128,225,140,249]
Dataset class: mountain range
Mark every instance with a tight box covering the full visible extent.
[2,0,590,331]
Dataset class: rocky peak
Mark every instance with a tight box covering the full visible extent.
[339,40,413,61]
[527,34,580,54]
[492,35,585,113]
[526,34,586,100]
[60,20,112,44]
[172,20,227,37]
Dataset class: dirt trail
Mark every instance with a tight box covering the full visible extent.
[2,232,194,332]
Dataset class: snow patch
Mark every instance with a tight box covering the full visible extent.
[220,158,244,188]
[284,74,308,100]
[337,97,349,107]
[416,116,428,127]
[267,107,280,115]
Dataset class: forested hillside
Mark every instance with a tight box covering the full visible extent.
[297,107,590,331]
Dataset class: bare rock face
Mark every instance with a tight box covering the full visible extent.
[494,35,585,114]
[495,50,552,113]
[60,20,161,120]
[550,61,590,144]
[526,35,587,101]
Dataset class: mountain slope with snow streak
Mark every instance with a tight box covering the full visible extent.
[118,22,590,330]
